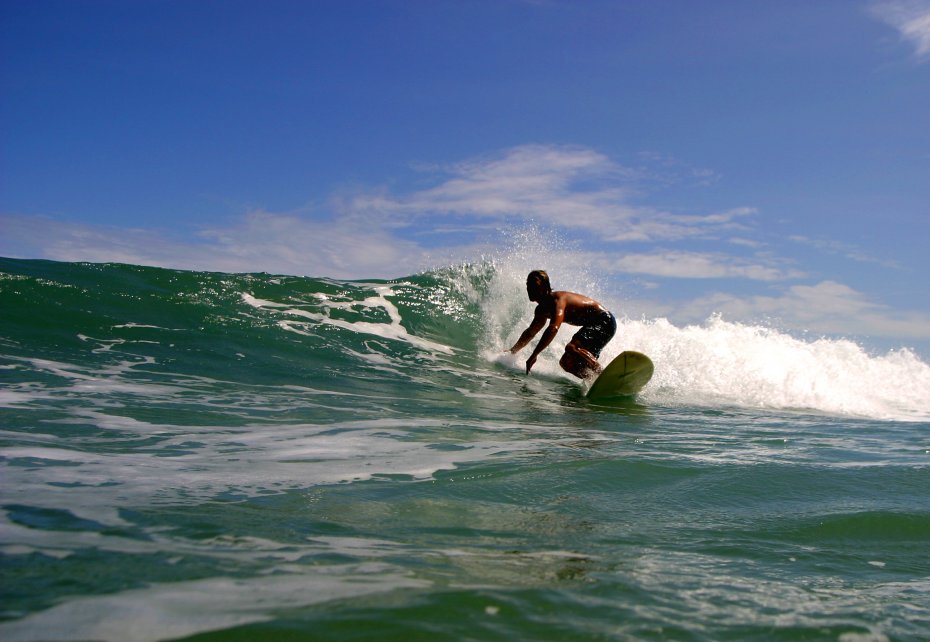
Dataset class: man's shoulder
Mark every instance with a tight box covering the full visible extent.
[554,290,585,304]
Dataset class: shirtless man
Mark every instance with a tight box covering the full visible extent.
[507,270,617,379]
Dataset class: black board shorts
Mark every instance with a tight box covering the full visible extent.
[571,311,617,358]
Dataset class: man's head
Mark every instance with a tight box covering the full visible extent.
[526,270,552,302]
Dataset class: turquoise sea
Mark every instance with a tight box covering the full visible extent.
[1,256,928,641]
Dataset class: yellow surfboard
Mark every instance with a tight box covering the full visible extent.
[586,351,654,401]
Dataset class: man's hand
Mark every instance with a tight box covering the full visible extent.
[525,354,537,374]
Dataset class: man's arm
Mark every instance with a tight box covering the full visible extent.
[524,300,565,374]
[508,306,547,354]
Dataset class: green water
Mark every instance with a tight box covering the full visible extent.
[1,257,928,641]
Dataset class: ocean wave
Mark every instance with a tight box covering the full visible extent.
[2,256,929,421]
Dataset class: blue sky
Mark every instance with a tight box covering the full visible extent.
[2,0,929,354]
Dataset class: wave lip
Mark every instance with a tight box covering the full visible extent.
[2,256,928,422]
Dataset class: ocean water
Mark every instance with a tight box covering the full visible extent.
[1,255,928,641]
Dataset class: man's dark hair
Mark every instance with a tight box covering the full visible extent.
[527,270,551,294]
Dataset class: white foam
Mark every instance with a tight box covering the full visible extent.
[0,415,553,529]
[112,323,181,330]
[0,565,430,642]
[242,289,455,354]
[2,355,180,399]
[620,316,930,421]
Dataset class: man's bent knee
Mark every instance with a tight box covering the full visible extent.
[560,352,578,371]
[561,347,600,379]
[566,341,598,365]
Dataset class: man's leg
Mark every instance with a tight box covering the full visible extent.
[560,341,602,380]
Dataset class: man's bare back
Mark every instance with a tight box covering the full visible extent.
[541,291,608,326]
[507,271,617,380]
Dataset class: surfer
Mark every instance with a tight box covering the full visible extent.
[507,270,617,380]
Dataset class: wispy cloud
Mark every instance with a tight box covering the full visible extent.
[675,280,930,340]
[0,212,439,278]
[634,151,722,188]
[347,145,755,243]
[789,235,901,268]
[871,0,930,60]
[602,250,803,281]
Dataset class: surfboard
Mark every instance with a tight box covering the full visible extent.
[586,351,654,401]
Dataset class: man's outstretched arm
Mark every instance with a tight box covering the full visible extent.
[524,303,565,374]
[508,307,547,354]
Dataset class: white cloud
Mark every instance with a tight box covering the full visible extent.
[348,145,756,243]
[197,211,439,276]
[871,0,930,60]
[603,250,802,281]
[0,212,438,279]
[676,280,930,340]
[789,235,901,268]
